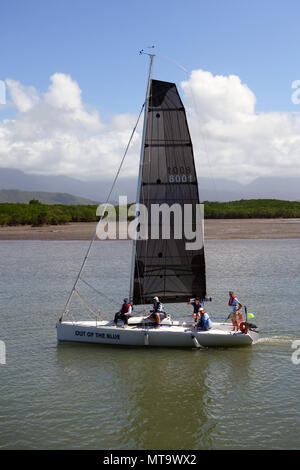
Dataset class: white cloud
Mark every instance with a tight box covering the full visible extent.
[1,74,140,179]
[181,70,300,181]
[6,78,39,112]
[1,70,300,184]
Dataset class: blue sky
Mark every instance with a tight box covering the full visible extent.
[1,0,300,117]
[1,0,300,183]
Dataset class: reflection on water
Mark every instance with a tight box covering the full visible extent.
[0,240,300,449]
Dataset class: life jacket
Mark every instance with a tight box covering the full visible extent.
[153,301,164,313]
[228,295,237,306]
[121,303,131,314]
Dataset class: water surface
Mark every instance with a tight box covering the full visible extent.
[0,239,299,449]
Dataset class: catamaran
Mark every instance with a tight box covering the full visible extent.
[56,53,259,348]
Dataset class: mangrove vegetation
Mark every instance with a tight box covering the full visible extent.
[0,199,300,226]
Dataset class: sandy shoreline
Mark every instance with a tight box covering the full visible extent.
[0,218,299,240]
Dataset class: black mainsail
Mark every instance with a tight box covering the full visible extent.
[130,78,206,305]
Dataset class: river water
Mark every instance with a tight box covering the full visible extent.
[0,238,299,450]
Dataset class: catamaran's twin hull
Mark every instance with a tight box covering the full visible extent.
[56,321,257,348]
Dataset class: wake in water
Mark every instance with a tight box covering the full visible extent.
[255,335,296,345]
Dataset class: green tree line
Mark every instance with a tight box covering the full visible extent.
[0,199,300,226]
[0,201,98,226]
[202,199,300,218]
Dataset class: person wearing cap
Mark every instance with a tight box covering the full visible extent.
[148,296,165,326]
[228,291,243,332]
[113,298,132,327]
[196,308,212,330]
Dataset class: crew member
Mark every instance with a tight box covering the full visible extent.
[197,308,212,330]
[148,297,166,326]
[187,297,212,323]
[113,298,132,327]
[228,291,243,332]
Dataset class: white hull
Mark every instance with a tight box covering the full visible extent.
[56,317,258,348]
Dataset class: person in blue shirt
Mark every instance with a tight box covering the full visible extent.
[197,308,212,330]
[228,291,243,332]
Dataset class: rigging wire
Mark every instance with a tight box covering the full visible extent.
[60,52,217,322]
[79,278,117,304]
[74,289,105,319]
[59,102,145,321]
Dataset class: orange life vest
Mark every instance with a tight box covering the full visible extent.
[121,303,131,314]
[228,295,237,306]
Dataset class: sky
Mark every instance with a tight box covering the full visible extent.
[1,0,300,184]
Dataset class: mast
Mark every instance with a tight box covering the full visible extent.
[129,53,155,302]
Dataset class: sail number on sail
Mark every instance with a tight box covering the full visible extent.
[168,166,193,183]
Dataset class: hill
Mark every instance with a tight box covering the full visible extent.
[0,189,98,205]
[0,167,299,202]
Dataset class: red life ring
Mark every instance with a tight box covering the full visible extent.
[239,322,249,334]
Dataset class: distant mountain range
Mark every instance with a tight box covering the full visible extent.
[0,189,97,205]
[0,167,299,203]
